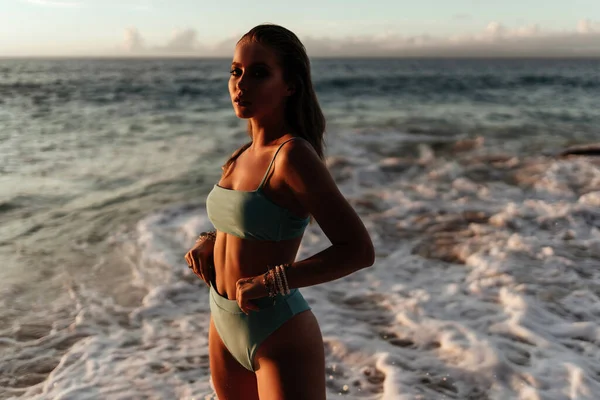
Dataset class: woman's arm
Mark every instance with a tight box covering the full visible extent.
[185,233,216,287]
[279,139,375,290]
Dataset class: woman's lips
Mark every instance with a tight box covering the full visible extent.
[234,98,252,107]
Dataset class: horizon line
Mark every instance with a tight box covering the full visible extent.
[2,55,600,60]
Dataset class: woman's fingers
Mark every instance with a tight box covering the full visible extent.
[243,299,259,313]
[184,243,215,288]
[186,252,195,271]
[191,252,200,274]
[198,252,211,287]
[236,282,260,315]
[235,285,245,314]
[208,262,215,287]
[238,298,259,314]
[185,251,204,281]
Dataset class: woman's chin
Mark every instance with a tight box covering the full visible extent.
[234,109,254,119]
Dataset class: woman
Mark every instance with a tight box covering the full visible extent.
[185,24,374,400]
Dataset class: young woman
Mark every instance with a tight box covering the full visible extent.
[185,24,374,400]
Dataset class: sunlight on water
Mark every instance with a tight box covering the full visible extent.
[1,58,599,399]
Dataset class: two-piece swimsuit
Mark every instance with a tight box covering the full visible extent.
[205,137,312,371]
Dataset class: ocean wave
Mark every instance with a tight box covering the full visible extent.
[315,73,600,95]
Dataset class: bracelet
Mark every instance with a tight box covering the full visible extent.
[279,264,291,295]
[196,231,216,242]
[262,263,292,297]
[274,266,285,296]
[263,266,278,298]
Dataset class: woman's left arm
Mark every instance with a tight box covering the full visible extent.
[279,139,375,289]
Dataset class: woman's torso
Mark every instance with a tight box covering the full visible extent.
[208,136,309,299]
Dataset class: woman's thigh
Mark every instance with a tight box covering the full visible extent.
[254,310,326,400]
[208,316,259,400]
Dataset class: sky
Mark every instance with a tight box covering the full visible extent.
[1,0,600,57]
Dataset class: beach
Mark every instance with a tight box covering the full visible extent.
[1,58,599,399]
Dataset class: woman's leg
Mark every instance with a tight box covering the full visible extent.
[254,310,326,400]
[209,316,259,400]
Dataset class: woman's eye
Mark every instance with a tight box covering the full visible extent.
[229,69,268,78]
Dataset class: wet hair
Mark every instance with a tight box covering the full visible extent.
[222,23,326,173]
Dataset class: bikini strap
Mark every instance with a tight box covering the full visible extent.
[256,137,302,190]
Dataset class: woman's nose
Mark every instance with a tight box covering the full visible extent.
[236,73,248,91]
[236,80,245,91]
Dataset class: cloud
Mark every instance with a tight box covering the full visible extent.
[123,27,144,52]
[302,19,599,57]
[122,27,210,55]
[158,29,199,52]
[24,0,81,7]
[211,36,239,55]
[484,21,507,37]
[577,19,600,34]
[470,21,541,40]
[120,20,600,58]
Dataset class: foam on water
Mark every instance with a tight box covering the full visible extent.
[2,58,600,400]
[7,128,599,400]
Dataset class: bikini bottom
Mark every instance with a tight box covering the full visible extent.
[209,281,311,371]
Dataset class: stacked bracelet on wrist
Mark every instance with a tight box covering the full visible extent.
[263,263,291,297]
[196,231,216,242]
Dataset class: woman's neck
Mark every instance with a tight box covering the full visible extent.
[249,116,290,149]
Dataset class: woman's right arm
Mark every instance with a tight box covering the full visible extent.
[184,232,216,287]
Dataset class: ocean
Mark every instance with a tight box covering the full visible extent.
[1,58,599,399]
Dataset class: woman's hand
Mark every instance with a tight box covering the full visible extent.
[235,275,268,315]
[184,236,215,287]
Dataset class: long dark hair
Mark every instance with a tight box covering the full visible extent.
[221,24,326,174]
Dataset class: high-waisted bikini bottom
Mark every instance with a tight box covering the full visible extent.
[209,282,311,371]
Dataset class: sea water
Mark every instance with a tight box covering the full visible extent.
[1,58,599,399]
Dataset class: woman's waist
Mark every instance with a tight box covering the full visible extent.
[214,236,299,273]
[212,235,299,298]
[213,256,296,300]
[215,257,294,282]
[209,280,301,312]
[212,263,292,301]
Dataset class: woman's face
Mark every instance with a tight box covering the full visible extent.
[229,41,293,120]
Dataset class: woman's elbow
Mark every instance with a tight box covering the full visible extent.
[361,240,375,268]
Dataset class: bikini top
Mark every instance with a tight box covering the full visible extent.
[206,137,310,241]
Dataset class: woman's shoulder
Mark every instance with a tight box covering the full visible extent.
[276,137,326,181]
[279,136,318,159]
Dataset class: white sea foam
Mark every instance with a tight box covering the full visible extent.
[9,129,600,400]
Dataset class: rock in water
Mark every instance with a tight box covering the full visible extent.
[558,143,600,157]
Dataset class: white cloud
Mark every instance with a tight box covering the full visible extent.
[577,19,600,34]
[211,35,239,55]
[159,29,199,52]
[123,27,144,52]
[122,28,210,55]
[301,20,600,57]
[24,0,81,7]
[512,24,541,37]
[119,20,600,58]
[484,21,507,37]
[463,21,542,41]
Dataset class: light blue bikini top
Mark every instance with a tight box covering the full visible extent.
[206,137,310,241]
